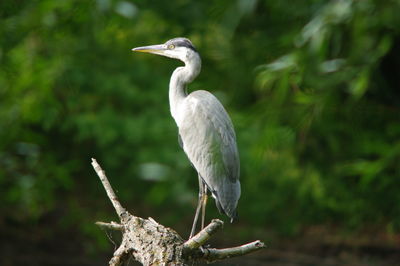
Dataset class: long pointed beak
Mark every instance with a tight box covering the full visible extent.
[131,44,166,54]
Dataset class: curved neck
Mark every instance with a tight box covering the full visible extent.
[169,53,201,125]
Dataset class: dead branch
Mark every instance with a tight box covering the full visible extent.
[202,240,266,263]
[91,158,266,265]
[91,159,126,217]
[183,219,224,250]
[95,221,124,231]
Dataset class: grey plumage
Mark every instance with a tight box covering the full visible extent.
[132,37,240,227]
[179,90,240,219]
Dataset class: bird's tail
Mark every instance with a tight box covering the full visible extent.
[215,198,238,222]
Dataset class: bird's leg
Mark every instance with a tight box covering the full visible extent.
[201,184,208,230]
[189,198,201,239]
[189,175,204,239]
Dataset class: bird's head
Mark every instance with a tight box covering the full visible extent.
[132,37,199,64]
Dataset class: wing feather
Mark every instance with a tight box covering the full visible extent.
[178,90,240,218]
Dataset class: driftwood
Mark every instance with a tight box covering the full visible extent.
[91,158,266,265]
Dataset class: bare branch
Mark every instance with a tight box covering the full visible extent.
[91,158,127,217]
[92,159,266,265]
[203,240,266,262]
[183,219,223,251]
[96,221,124,231]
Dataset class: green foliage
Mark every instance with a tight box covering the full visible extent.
[1,0,399,243]
[249,0,400,233]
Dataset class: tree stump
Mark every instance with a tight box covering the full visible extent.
[92,158,266,265]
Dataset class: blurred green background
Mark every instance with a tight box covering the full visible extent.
[1,0,400,265]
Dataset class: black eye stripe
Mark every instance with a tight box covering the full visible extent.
[177,42,197,52]
[166,38,197,52]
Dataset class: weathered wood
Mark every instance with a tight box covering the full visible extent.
[91,158,266,265]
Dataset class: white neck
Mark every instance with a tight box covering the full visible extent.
[169,52,201,126]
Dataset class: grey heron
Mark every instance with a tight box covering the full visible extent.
[132,37,240,238]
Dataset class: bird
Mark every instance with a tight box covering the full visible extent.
[132,37,240,238]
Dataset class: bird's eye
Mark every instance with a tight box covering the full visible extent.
[168,44,175,50]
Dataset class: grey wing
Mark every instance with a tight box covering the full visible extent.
[178,90,241,219]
